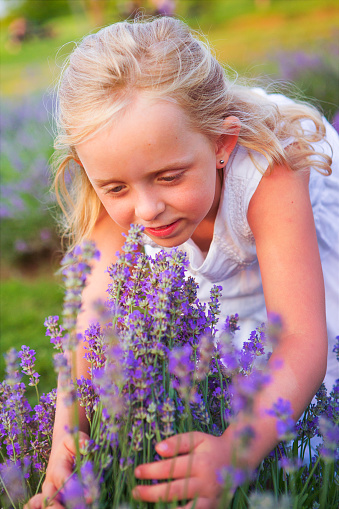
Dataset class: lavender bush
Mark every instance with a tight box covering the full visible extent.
[0,94,59,265]
[1,225,338,508]
[271,43,339,127]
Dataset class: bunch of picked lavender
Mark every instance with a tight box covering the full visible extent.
[1,224,338,509]
[55,224,276,507]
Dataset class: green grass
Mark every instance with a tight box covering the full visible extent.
[0,273,64,393]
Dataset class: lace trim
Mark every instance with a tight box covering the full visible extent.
[225,175,255,245]
[212,232,256,268]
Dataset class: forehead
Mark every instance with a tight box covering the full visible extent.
[75,95,207,170]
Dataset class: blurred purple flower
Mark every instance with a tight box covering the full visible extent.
[61,474,87,509]
[169,344,194,401]
[318,415,339,462]
[266,397,296,441]
[14,239,28,252]
[216,464,251,493]
[332,111,339,134]
[0,460,27,504]
[4,347,22,386]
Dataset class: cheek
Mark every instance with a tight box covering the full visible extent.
[183,179,216,214]
[100,196,133,226]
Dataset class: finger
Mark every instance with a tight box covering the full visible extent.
[156,432,205,457]
[41,481,66,508]
[47,458,75,492]
[24,494,43,509]
[63,431,90,455]
[135,455,197,480]
[133,477,202,503]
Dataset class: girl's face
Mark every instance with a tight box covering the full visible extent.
[76,95,237,249]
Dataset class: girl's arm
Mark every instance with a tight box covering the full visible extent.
[232,161,327,466]
[133,162,328,506]
[27,213,127,509]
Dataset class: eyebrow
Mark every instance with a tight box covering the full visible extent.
[92,160,192,187]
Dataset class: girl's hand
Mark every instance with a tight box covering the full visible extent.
[133,431,231,509]
[24,431,90,509]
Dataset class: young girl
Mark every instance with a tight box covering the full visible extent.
[28,16,338,509]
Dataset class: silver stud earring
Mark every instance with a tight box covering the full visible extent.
[219,159,225,165]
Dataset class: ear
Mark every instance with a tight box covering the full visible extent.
[215,116,241,168]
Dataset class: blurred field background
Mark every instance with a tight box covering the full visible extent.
[1,0,339,394]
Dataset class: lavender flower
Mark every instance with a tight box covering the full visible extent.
[329,378,339,423]
[80,461,100,507]
[53,353,76,407]
[318,415,339,462]
[217,464,251,494]
[4,348,22,386]
[195,334,214,381]
[159,398,175,438]
[222,314,240,336]
[3,222,337,507]
[266,398,296,441]
[266,312,283,347]
[333,111,339,134]
[279,456,303,474]
[83,322,106,372]
[18,345,40,387]
[44,315,64,352]
[231,369,271,416]
[0,460,27,506]
[333,335,339,362]
[76,377,99,422]
[61,474,87,509]
[169,344,195,402]
[61,241,100,350]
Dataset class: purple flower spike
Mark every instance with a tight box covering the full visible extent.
[0,460,27,505]
[61,241,100,348]
[266,397,296,441]
[18,345,40,387]
[44,315,64,352]
[318,415,339,462]
[266,312,283,347]
[195,334,214,381]
[169,344,195,401]
[80,461,100,506]
[61,474,87,509]
[332,111,339,134]
[217,464,251,494]
[4,348,22,386]
[333,335,339,362]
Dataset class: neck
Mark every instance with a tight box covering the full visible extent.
[191,167,223,252]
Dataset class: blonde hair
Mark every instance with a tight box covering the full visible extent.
[53,16,332,250]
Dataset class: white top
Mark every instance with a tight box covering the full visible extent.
[144,91,339,390]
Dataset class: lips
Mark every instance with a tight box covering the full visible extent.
[151,223,173,231]
[144,220,180,238]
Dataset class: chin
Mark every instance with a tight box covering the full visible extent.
[147,235,186,249]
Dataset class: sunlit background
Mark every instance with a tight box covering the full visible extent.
[1,0,338,390]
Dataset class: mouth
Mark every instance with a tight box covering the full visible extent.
[144,220,180,238]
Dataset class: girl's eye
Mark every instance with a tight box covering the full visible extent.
[106,185,126,195]
[158,172,183,183]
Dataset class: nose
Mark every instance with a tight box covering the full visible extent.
[134,190,166,222]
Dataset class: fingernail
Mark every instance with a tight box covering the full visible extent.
[132,487,140,499]
[135,467,141,478]
[157,442,168,452]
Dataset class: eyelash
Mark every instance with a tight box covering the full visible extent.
[105,172,184,196]
[107,185,125,195]
[158,172,184,183]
